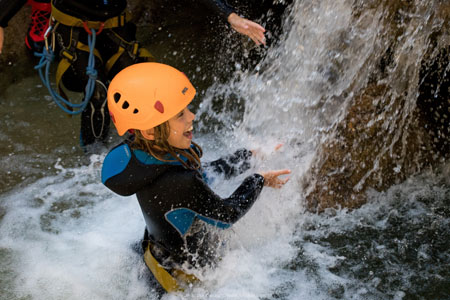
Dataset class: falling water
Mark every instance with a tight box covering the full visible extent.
[1,0,449,299]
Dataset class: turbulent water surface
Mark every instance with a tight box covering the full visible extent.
[1,0,449,299]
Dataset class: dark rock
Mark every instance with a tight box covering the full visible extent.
[304,0,449,211]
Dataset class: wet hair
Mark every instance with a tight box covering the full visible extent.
[130,121,202,170]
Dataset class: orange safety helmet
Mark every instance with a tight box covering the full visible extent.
[107,62,196,136]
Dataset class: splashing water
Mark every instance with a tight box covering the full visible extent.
[1,0,449,299]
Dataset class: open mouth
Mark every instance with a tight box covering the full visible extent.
[183,125,193,139]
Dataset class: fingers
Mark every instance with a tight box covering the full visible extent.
[251,143,284,160]
[246,21,266,46]
[250,33,265,46]
[274,143,283,151]
[260,169,291,188]
[228,14,266,46]
[249,35,261,46]
[272,176,290,189]
[274,170,290,188]
[272,169,291,176]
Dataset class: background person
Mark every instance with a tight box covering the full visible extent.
[0,0,266,149]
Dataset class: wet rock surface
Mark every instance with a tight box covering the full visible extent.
[304,0,450,211]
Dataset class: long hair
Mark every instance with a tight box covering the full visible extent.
[130,122,202,170]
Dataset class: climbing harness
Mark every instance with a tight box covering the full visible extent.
[143,242,198,292]
[34,4,153,116]
[34,22,98,115]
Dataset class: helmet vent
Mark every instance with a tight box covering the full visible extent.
[133,109,139,114]
[113,93,121,103]
[122,101,130,109]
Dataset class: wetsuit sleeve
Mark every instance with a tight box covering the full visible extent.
[173,169,264,224]
[203,148,253,179]
[200,0,234,21]
[0,0,27,28]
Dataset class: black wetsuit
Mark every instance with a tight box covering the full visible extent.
[102,142,264,268]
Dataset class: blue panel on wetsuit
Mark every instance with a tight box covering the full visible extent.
[165,209,197,236]
[166,208,231,236]
[101,144,132,183]
[197,215,231,230]
[134,149,184,165]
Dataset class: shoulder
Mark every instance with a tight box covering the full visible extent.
[101,143,132,184]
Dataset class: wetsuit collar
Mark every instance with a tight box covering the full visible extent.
[133,147,193,166]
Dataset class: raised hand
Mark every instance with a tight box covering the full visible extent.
[227,13,266,46]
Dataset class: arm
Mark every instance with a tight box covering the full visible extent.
[168,169,265,226]
[196,173,265,223]
[203,148,253,179]
[0,0,27,54]
[198,169,290,221]
[199,0,233,21]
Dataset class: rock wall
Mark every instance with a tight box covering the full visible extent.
[0,4,33,93]
[304,0,449,212]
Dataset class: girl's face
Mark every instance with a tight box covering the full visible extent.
[167,106,195,149]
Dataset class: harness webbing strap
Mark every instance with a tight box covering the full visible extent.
[55,56,70,92]
[51,4,131,29]
[55,34,102,93]
[104,46,154,73]
[138,47,154,60]
[143,243,198,293]
[103,30,155,73]
[105,46,125,73]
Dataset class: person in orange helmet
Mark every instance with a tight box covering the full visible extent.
[101,62,290,293]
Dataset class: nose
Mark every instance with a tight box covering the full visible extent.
[187,108,195,121]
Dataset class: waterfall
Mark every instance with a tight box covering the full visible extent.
[0,0,448,299]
